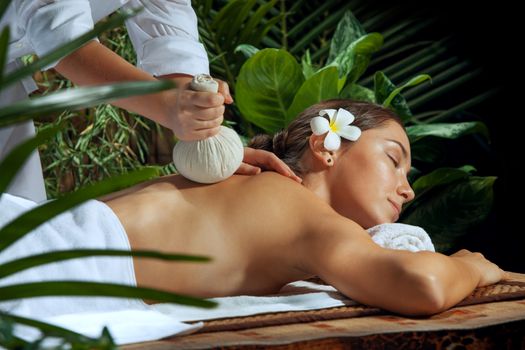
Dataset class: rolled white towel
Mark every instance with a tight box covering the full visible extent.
[366,223,435,252]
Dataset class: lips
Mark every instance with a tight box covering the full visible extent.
[389,200,401,217]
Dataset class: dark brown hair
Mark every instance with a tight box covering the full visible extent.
[248,98,404,177]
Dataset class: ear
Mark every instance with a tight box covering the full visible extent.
[308,134,336,167]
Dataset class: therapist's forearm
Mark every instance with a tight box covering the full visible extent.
[54,40,172,128]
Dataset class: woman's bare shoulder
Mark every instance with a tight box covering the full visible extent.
[242,171,339,227]
[244,171,310,195]
[246,171,331,208]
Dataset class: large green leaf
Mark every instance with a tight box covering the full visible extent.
[0,7,142,90]
[374,71,413,122]
[0,80,176,128]
[286,66,342,125]
[339,82,375,102]
[402,165,476,213]
[401,176,496,253]
[327,9,367,63]
[0,281,217,308]
[410,137,448,163]
[0,168,159,252]
[330,33,383,81]
[382,74,432,108]
[300,49,317,80]
[407,121,490,143]
[0,249,211,279]
[236,48,304,133]
[407,121,491,163]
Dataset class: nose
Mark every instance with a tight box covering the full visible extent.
[398,177,415,204]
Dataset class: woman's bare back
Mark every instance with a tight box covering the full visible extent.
[102,171,318,301]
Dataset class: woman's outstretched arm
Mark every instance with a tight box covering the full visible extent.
[297,212,506,316]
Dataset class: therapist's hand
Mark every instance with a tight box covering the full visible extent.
[236,147,303,183]
[158,74,233,141]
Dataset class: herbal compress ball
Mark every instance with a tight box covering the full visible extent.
[172,74,244,184]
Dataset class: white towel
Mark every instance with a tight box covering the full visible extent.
[366,222,435,252]
[152,279,354,322]
[0,193,204,346]
[11,310,203,348]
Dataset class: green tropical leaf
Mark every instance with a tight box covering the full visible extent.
[289,2,353,56]
[0,80,176,128]
[339,82,376,102]
[402,176,496,253]
[330,33,383,81]
[382,74,432,108]
[301,49,317,80]
[374,71,413,122]
[410,137,448,163]
[0,7,142,90]
[0,281,217,308]
[236,48,304,133]
[412,165,476,192]
[222,0,258,46]
[0,168,159,252]
[0,249,212,279]
[234,44,260,59]
[237,0,278,45]
[286,66,342,125]
[407,121,490,143]
[402,165,476,213]
[327,9,367,63]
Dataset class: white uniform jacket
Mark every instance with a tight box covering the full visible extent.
[0,0,209,202]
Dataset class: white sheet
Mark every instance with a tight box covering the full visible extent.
[152,279,355,322]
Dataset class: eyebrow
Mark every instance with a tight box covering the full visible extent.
[385,138,408,160]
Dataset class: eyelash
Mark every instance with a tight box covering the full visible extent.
[388,155,399,167]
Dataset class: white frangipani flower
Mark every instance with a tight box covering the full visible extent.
[309,108,362,151]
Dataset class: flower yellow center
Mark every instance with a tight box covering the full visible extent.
[329,121,339,132]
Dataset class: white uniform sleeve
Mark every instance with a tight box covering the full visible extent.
[16,0,98,70]
[122,0,209,77]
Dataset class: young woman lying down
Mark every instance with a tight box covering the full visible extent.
[0,99,508,318]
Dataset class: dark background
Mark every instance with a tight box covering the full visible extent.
[407,1,523,271]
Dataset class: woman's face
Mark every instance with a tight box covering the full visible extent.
[304,120,415,228]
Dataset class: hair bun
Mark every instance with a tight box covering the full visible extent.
[272,130,288,159]
[247,133,273,153]
[247,130,288,159]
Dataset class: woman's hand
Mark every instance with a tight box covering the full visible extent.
[449,249,509,287]
[235,147,303,183]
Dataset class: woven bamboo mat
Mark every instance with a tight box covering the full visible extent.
[122,272,525,350]
[188,274,525,334]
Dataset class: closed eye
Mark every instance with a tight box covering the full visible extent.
[387,154,399,167]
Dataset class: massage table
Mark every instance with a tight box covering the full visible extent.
[122,271,525,349]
